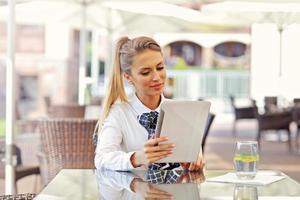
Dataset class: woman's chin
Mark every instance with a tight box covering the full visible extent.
[155,88,164,94]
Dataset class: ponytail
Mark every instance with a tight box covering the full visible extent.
[99,37,129,127]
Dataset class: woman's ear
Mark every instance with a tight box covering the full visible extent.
[123,72,132,84]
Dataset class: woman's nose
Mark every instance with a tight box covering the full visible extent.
[152,71,160,81]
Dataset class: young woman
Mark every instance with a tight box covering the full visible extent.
[95,36,204,171]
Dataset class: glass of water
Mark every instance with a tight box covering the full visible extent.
[234,141,259,179]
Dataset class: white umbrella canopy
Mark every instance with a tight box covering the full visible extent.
[202,1,300,26]
[0,1,123,31]
[106,1,251,31]
[0,1,242,31]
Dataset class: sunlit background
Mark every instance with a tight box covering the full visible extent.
[1,0,300,196]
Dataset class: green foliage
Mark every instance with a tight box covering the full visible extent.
[85,85,92,105]
[173,57,189,70]
[0,119,5,138]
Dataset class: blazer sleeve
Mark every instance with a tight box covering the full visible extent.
[94,106,135,171]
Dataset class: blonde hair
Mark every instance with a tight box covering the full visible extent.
[99,36,162,128]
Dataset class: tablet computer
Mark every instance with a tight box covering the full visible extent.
[155,100,211,163]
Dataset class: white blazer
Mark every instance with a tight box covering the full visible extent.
[95,94,162,171]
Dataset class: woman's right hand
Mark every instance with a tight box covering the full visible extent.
[131,136,175,167]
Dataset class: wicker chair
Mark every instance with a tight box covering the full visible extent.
[0,193,36,200]
[47,105,86,118]
[38,119,97,185]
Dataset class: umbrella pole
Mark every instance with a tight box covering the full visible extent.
[278,26,283,77]
[277,26,284,98]
[104,8,113,91]
[78,4,87,105]
[91,30,99,96]
[5,0,16,194]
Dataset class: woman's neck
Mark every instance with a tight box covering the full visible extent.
[136,94,161,110]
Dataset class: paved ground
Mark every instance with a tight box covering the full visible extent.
[1,119,299,195]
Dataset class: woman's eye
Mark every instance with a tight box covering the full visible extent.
[141,71,150,76]
[157,65,165,70]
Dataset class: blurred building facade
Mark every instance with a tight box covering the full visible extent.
[1,22,300,120]
[0,22,252,118]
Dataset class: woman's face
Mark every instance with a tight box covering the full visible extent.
[125,49,166,99]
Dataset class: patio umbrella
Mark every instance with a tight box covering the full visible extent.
[4,0,16,195]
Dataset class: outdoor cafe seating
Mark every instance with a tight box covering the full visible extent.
[229,95,258,136]
[38,118,97,186]
[255,96,300,153]
[0,143,40,194]
[0,118,43,193]
[2,103,102,189]
[230,95,300,153]
[256,110,293,152]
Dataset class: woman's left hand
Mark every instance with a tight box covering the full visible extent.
[180,154,205,172]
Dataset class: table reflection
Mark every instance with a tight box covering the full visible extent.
[95,169,205,200]
[33,169,300,200]
[234,185,258,200]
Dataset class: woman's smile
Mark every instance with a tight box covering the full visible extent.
[150,83,164,91]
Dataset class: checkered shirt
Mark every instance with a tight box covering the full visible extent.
[138,111,180,171]
[146,170,182,184]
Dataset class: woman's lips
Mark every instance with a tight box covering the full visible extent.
[150,83,163,90]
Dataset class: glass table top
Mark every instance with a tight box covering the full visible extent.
[34,169,300,200]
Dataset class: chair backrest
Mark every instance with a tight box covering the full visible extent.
[293,98,300,107]
[201,113,216,154]
[292,106,300,126]
[264,96,278,113]
[47,105,86,118]
[229,95,257,119]
[257,111,292,131]
[39,119,97,183]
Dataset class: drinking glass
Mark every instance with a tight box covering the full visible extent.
[233,141,259,179]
